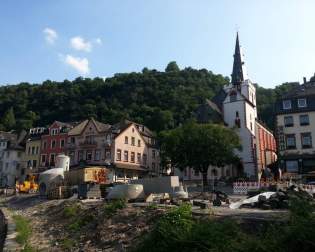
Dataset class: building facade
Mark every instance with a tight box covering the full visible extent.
[23,127,47,175]
[40,121,73,170]
[0,131,27,187]
[275,78,315,180]
[67,118,160,182]
[178,33,277,182]
[67,118,111,167]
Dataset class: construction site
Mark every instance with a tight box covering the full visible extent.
[0,155,314,251]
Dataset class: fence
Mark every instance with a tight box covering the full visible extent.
[233,181,315,195]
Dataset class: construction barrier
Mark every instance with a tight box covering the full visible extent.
[233,182,315,195]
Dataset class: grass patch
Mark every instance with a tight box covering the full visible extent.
[135,199,315,252]
[103,199,126,216]
[63,203,81,218]
[68,213,95,232]
[60,238,76,251]
[13,215,35,251]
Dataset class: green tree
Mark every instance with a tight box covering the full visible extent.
[160,122,241,189]
[1,107,16,130]
[165,61,180,72]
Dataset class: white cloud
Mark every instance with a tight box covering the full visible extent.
[95,38,102,45]
[43,27,58,44]
[70,36,92,52]
[64,54,90,75]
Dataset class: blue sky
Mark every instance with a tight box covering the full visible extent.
[0,0,315,88]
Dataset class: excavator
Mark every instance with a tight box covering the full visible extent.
[16,174,39,193]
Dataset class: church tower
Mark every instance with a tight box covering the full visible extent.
[222,33,258,178]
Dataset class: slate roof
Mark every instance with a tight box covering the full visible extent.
[68,118,111,136]
[211,89,227,111]
[275,81,315,114]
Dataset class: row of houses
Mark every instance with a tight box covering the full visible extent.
[0,118,160,186]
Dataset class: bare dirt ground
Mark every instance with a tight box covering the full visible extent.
[3,194,167,251]
[1,193,290,251]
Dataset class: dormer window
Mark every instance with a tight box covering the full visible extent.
[283,100,291,110]
[298,98,307,108]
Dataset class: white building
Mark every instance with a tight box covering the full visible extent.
[178,33,277,183]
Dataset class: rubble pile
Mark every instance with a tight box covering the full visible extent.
[242,186,314,210]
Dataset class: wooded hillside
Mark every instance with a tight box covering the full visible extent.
[0,62,300,132]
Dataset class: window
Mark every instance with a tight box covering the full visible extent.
[50,154,55,165]
[32,147,35,155]
[95,150,101,161]
[152,150,156,159]
[43,141,47,150]
[131,137,135,146]
[41,155,46,164]
[300,114,309,126]
[28,147,31,155]
[60,139,65,148]
[283,100,292,110]
[131,152,135,163]
[105,150,111,160]
[285,134,296,149]
[286,160,298,172]
[78,151,83,161]
[301,133,312,149]
[298,98,307,108]
[284,116,294,127]
[36,146,39,154]
[116,149,121,161]
[51,128,58,135]
[124,151,128,162]
[86,151,92,161]
[132,127,135,133]
[125,136,128,144]
[152,162,155,170]
[138,139,141,147]
[194,170,199,176]
[51,140,56,148]
[137,153,141,163]
[32,160,37,168]
[70,137,75,144]
[143,154,147,165]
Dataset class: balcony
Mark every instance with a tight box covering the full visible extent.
[79,141,97,148]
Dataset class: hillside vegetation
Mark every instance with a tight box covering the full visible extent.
[0,62,300,132]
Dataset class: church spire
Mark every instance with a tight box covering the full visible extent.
[231,32,248,86]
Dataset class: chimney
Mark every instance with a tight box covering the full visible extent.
[303,77,307,84]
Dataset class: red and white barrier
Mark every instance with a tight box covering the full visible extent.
[233,182,315,195]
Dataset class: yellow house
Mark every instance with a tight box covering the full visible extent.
[23,128,46,175]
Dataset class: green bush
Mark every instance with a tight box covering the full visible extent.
[135,199,315,252]
[103,199,126,216]
[63,203,81,218]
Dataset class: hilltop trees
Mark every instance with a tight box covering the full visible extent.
[160,122,241,188]
[0,61,301,132]
[0,62,228,132]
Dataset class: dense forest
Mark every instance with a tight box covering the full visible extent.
[0,62,300,133]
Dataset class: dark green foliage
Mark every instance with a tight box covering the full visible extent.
[0,63,301,132]
[160,122,241,186]
[103,199,126,216]
[0,65,227,132]
[136,199,315,252]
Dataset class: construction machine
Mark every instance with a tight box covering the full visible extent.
[16,174,39,193]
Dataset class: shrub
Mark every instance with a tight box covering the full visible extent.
[63,203,81,218]
[103,199,126,216]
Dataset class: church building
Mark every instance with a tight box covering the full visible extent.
[181,33,277,182]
